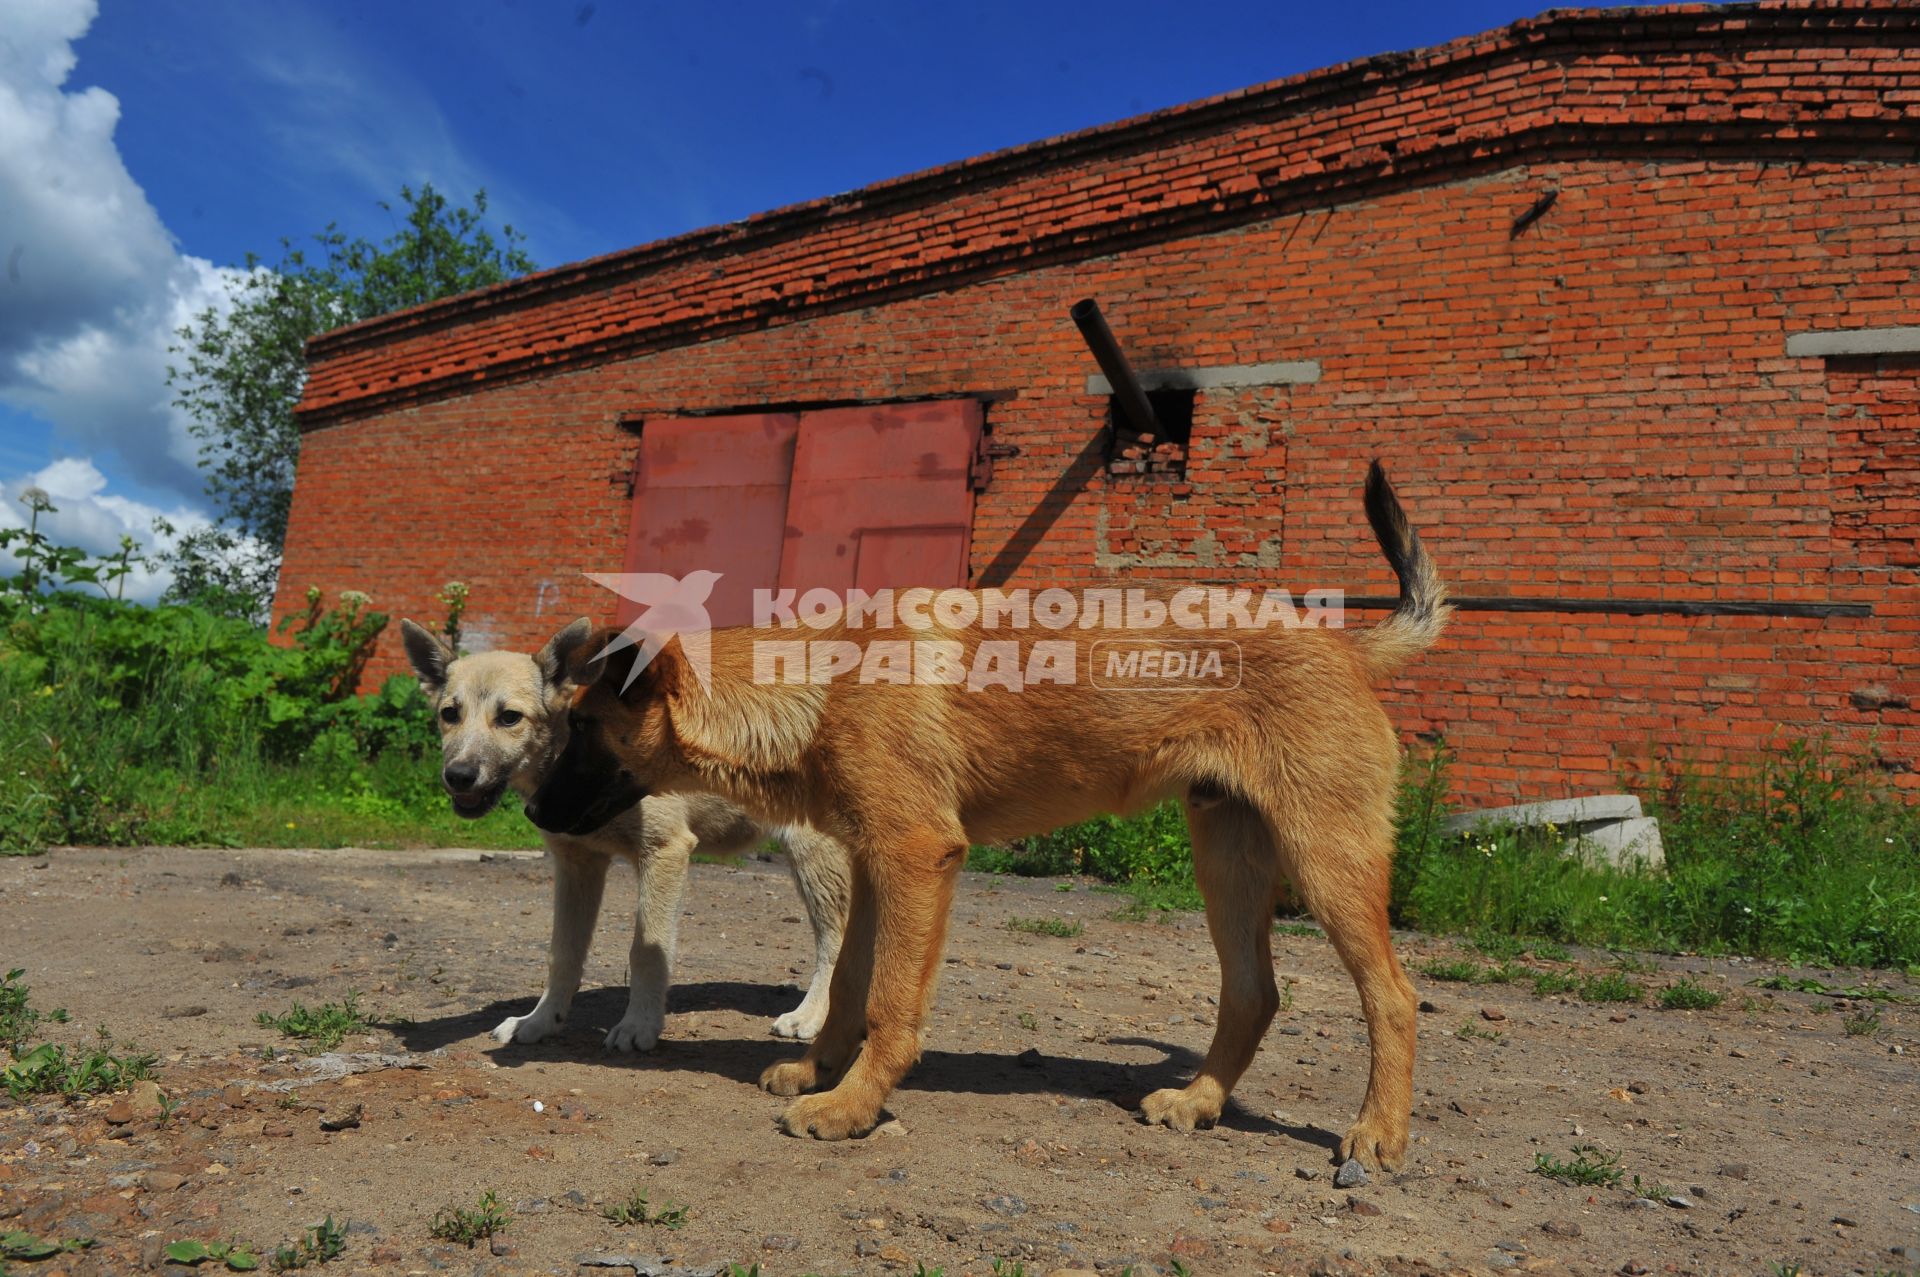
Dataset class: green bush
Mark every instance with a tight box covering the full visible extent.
[0,584,446,852]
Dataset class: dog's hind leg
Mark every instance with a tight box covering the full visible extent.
[771,827,962,1139]
[494,843,608,1046]
[1277,813,1416,1170]
[607,827,694,1052]
[1141,796,1283,1134]
[772,826,850,1040]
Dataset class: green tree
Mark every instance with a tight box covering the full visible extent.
[167,184,536,618]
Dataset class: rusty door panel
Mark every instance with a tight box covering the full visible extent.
[776,400,982,595]
[619,414,799,628]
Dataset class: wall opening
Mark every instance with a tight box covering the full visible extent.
[1106,388,1195,478]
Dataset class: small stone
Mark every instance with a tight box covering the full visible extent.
[1016,1048,1044,1068]
[1629,1197,1661,1211]
[762,1235,800,1251]
[1295,1166,1319,1181]
[1727,1047,1749,1058]
[488,1237,515,1256]
[982,1194,1028,1216]
[369,1243,402,1263]
[878,1246,913,1264]
[104,1100,134,1125]
[143,1170,186,1192]
[318,1103,363,1131]
[1717,1163,1750,1180]
[1609,1013,1629,1023]
[1418,999,1440,1013]
[1169,1232,1212,1259]
[1334,1159,1369,1188]
[1264,1218,1293,1234]
[1664,1195,1693,1210]
[127,1080,166,1118]
[1541,1219,1581,1238]
[1480,1007,1506,1022]
[873,1119,909,1138]
[1832,1214,1858,1227]
[649,1149,677,1166]
[1449,1099,1478,1117]
[1626,1080,1649,1095]
[1347,1195,1382,1217]
[1620,1264,1650,1276]
[1494,1239,1529,1253]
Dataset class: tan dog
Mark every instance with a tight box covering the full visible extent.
[525,463,1446,1168]
[401,617,851,1049]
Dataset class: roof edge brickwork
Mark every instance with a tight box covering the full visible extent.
[295,0,1920,427]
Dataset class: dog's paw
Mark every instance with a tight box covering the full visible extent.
[604,1016,663,1053]
[491,1009,561,1046]
[1339,1113,1408,1171]
[760,1058,822,1097]
[777,1090,878,1141]
[770,1003,828,1040]
[1140,1085,1221,1134]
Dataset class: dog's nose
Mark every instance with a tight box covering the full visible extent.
[444,762,480,793]
[521,799,540,825]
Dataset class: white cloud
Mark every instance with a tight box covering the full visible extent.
[0,0,244,500]
[0,456,218,603]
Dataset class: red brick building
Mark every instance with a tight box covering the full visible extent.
[279,1,1919,803]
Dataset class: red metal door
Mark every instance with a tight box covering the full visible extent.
[776,400,982,594]
[619,414,798,628]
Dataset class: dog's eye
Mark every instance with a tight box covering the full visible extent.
[439,705,459,724]
[496,709,524,727]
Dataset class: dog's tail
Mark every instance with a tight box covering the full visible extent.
[1354,460,1451,680]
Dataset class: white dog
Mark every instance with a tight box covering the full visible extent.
[402,617,850,1050]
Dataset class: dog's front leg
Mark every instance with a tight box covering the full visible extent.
[762,861,874,1098]
[606,831,693,1052]
[771,826,849,1040]
[775,831,963,1140]
[493,845,608,1045]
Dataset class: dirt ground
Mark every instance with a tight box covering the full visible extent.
[2,846,1916,1277]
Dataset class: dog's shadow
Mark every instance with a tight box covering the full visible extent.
[381,984,1340,1156]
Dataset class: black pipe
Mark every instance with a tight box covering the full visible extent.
[1071,298,1162,441]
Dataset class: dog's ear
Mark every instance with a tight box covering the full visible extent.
[567,626,684,701]
[400,619,453,696]
[534,617,596,689]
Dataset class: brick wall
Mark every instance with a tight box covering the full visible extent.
[279,2,1920,803]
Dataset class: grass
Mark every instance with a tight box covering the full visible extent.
[1396,736,1920,969]
[601,1190,688,1230]
[1659,978,1724,1010]
[1456,1021,1503,1042]
[429,1190,509,1248]
[1843,1008,1883,1037]
[1005,916,1082,939]
[1531,1145,1624,1188]
[254,994,368,1051]
[1578,971,1645,1004]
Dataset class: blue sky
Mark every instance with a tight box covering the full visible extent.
[0,0,1557,596]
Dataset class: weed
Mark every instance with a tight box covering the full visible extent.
[911,1265,946,1277]
[1275,921,1321,937]
[0,969,67,1052]
[163,1239,260,1270]
[2,1040,157,1101]
[1578,972,1645,1004]
[601,1190,687,1230]
[724,1267,763,1277]
[1455,1021,1503,1042]
[269,1217,346,1270]
[1419,958,1485,984]
[254,994,367,1051]
[1631,1174,1674,1201]
[1531,970,1581,997]
[429,1190,509,1248]
[1610,953,1660,975]
[1170,1261,1194,1277]
[991,1261,1028,1277]
[1016,1012,1039,1032]
[1280,977,1297,1013]
[1659,979,1724,1010]
[1531,1145,1624,1188]
[1,1231,94,1267]
[1054,882,1074,892]
[1005,917,1082,939]
[1843,1008,1883,1037]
